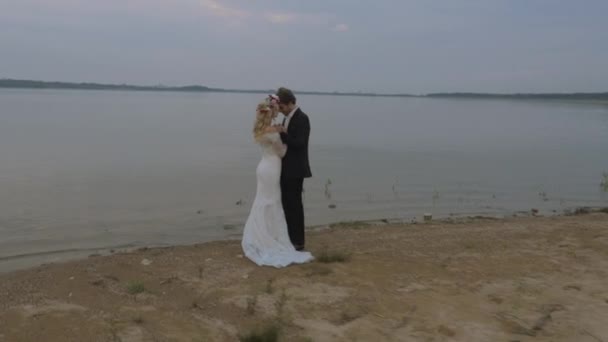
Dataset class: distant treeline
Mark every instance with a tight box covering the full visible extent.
[1,78,607,100]
[426,92,608,100]
[0,79,215,92]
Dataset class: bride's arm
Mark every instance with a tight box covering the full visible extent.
[272,139,287,158]
[265,131,287,157]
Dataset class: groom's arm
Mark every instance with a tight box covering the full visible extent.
[280,115,309,149]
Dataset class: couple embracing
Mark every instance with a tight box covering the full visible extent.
[241,87,314,268]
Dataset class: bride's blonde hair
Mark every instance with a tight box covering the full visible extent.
[253,96,279,141]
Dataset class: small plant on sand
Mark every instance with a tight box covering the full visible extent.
[239,324,280,342]
[573,207,592,215]
[246,295,257,315]
[276,290,288,317]
[463,241,475,250]
[265,279,274,294]
[317,249,350,263]
[126,282,145,295]
[132,315,144,325]
[305,264,333,277]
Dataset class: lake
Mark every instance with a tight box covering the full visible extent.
[1,89,607,272]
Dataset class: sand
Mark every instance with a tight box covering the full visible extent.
[1,212,607,342]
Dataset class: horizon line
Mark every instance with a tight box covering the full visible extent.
[1,78,608,98]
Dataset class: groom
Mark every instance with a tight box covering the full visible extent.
[276,87,312,251]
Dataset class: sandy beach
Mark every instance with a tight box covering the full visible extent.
[1,211,607,341]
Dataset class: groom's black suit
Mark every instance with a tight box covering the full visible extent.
[280,108,312,250]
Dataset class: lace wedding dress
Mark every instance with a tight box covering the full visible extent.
[241,132,314,267]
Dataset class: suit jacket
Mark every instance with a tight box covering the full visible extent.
[280,108,312,179]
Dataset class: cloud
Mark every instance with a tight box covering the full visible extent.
[195,1,344,31]
[199,0,249,19]
[333,23,349,32]
[264,11,345,31]
[265,12,296,24]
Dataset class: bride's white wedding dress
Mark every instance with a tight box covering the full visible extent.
[242,132,314,268]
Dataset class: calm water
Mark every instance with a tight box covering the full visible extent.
[1,89,607,271]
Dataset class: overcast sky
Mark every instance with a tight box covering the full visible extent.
[1,0,607,93]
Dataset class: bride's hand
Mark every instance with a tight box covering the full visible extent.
[264,126,278,133]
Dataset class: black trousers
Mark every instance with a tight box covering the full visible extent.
[280,177,305,248]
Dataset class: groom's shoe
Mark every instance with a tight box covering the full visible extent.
[295,245,305,251]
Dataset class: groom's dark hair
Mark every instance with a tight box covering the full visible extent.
[276,87,296,105]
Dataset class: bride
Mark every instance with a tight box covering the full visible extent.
[241,95,314,268]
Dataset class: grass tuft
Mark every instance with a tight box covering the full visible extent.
[246,296,257,315]
[316,250,350,263]
[126,282,145,295]
[239,324,280,342]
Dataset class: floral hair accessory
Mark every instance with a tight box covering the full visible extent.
[267,94,280,105]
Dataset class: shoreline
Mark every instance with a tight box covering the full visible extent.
[1,211,607,341]
[1,206,604,275]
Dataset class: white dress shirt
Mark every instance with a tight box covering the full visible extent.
[282,106,299,130]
